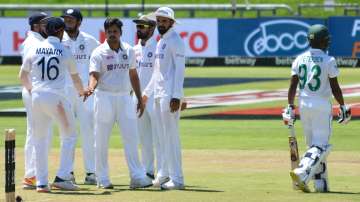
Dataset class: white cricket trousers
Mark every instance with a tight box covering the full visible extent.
[94,90,145,184]
[299,97,332,147]
[22,88,52,178]
[136,96,162,175]
[66,86,95,173]
[299,97,332,189]
[31,91,77,186]
[153,97,184,184]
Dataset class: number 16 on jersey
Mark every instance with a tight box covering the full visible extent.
[288,125,300,189]
[37,56,60,81]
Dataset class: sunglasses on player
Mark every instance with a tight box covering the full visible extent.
[136,24,151,29]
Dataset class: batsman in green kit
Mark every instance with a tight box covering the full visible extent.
[282,24,351,193]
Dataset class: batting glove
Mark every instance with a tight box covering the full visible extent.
[338,105,351,124]
[282,104,296,126]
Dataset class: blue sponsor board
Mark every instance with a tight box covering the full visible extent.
[218,18,325,57]
[328,17,360,57]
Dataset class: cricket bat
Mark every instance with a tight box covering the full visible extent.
[288,125,300,189]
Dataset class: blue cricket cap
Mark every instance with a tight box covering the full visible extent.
[46,17,65,35]
[61,8,83,21]
[28,12,48,25]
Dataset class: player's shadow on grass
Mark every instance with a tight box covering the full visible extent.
[110,185,224,193]
[49,185,224,194]
[120,187,224,193]
[49,191,114,195]
[109,184,163,192]
[181,186,224,193]
[326,191,360,195]
[49,186,125,195]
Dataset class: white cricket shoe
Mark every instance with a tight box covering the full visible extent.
[160,180,185,190]
[84,173,97,185]
[97,180,114,189]
[152,176,170,188]
[52,181,80,191]
[290,170,310,193]
[130,176,153,189]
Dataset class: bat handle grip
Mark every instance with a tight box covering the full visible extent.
[289,125,296,137]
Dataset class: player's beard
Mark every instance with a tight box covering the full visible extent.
[65,25,77,34]
[157,25,170,35]
[137,30,148,39]
[39,31,47,39]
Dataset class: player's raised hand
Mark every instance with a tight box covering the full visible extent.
[338,105,351,124]
[282,104,296,126]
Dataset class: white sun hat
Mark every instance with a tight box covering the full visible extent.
[154,7,179,23]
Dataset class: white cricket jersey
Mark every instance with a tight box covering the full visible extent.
[291,48,340,100]
[133,37,157,91]
[89,40,136,94]
[21,36,78,94]
[62,31,100,86]
[20,31,45,58]
[143,28,185,99]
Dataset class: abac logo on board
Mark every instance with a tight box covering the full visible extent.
[244,20,311,57]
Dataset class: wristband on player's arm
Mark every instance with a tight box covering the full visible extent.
[338,105,351,124]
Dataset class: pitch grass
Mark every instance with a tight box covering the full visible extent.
[0,150,359,202]
[0,119,360,201]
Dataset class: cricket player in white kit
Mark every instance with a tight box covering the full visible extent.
[61,8,100,184]
[19,17,86,192]
[143,7,185,190]
[20,12,50,189]
[86,18,152,189]
[283,24,351,193]
[133,13,159,180]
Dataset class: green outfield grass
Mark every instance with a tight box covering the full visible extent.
[1,118,359,152]
[0,65,359,201]
[1,65,360,110]
[0,65,19,86]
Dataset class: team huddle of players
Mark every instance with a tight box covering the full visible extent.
[19,7,185,193]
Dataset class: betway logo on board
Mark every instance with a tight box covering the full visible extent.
[244,20,311,57]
